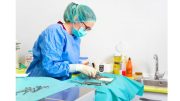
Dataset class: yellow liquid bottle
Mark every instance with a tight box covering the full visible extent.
[113,56,122,74]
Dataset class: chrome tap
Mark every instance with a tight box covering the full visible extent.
[154,54,165,80]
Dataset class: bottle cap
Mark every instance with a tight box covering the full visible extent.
[122,70,126,76]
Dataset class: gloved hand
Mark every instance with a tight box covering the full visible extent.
[76,64,97,77]
[82,61,89,65]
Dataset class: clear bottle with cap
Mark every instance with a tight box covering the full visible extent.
[24,50,33,68]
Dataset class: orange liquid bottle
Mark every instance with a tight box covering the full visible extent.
[126,57,133,77]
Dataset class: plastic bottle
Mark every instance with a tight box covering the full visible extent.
[16,41,21,68]
[24,50,33,68]
[113,41,128,75]
[126,57,133,77]
[120,55,128,75]
[113,55,121,74]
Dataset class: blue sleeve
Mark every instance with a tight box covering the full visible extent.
[39,25,70,77]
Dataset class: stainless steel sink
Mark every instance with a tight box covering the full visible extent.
[136,78,168,87]
[143,79,167,87]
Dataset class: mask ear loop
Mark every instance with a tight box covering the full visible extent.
[72,23,75,31]
[71,23,75,37]
[72,22,82,31]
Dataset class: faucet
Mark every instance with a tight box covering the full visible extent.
[154,54,165,80]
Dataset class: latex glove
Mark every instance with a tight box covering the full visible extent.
[76,64,97,77]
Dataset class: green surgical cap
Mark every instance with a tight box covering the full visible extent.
[63,2,96,23]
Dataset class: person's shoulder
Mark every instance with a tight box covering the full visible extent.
[44,24,65,38]
[46,23,62,30]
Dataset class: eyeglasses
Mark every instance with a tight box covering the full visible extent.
[82,22,92,31]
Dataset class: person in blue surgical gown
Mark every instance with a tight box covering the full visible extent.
[26,2,97,80]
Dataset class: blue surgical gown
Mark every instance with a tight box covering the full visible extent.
[26,24,81,80]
